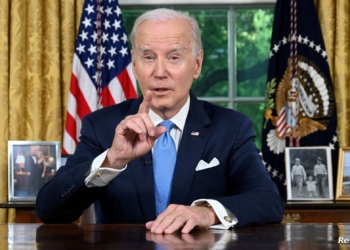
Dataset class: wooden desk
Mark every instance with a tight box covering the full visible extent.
[284,202,350,223]
[1,223,350,249]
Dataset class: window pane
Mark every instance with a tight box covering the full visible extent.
[186,10,229,98]
[235,102,265,150]
[235,8,274,97]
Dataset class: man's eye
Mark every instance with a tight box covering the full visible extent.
[169,56,179,60]
[144,56,153,60]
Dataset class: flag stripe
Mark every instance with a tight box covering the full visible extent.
[118,66,137,99]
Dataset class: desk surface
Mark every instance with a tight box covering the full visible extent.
[1,223,350,249]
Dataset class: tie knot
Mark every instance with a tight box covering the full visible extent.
[159,120,175,132]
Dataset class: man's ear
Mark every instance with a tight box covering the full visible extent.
[193,50,204,80]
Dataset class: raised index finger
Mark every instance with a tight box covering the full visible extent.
[138,90,152,114]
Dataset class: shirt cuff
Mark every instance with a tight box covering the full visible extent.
[191,199,238,229]
[84,149,127,187]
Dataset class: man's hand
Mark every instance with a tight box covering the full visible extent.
[102,90,166,169]
[145,204,220,234]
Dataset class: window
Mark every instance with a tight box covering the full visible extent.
[122,5,274,150]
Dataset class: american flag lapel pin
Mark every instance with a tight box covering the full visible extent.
[191,131,199,136]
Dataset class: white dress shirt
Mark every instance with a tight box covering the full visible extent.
[84,96,237,229]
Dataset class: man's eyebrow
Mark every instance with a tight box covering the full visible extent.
[138,47,153,53]
[137,46,186,53]
[169,46,185,53]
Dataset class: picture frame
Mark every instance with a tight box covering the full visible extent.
[285,146,333,201]
[8,140,61,202]
[335,147,350,200]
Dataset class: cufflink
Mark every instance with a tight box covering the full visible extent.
[97,171,103,177]
[224,216,232,223]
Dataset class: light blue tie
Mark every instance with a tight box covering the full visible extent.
[153,120,176,216]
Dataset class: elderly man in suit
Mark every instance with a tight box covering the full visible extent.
[36,8,283,233]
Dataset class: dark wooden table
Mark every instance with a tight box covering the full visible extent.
[1,223,350,249]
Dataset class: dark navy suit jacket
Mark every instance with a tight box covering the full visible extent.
[36,93,284,228]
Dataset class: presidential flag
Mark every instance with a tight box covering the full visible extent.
[63,0,137,154]
[262,0,338,199]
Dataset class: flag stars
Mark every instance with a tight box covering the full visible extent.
[298,35,303,43]
[76,44,85,54]
[84,58,94,68]
[79,30,89,41]
[105,7,113,16]
[302,36,309,44]
[97,59,104,69]
[115,6,122,16]
[102,32,109,42]
[91,31,98,42]
[107,59,115,69]
[108,46,117,56]
[113,20,121,30]
[269,51,274,58]
[111,33,119,43]
[266,165,272,172]
[279,174,284,181]
[97,6,104,14]
[321,50,327,58]
[103,19,111,29]
[272,169,278,178]
[282,37,288,44]
[88,44,97,55]
[315,45,321,52]
[85,4,94,15]
[309,41,315,48]
[273,43,280,52]
[329,143,335,150]
[82,17,92,28]
[121,33,128,43]
[101,46,106,56]
[332,135,338,143]
[119,46,128,57]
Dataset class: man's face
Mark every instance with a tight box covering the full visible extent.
[30,146,37,155]
[132,19,203,118]
[295,159,300,165]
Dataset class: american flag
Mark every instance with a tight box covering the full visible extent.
[63,0,137,154]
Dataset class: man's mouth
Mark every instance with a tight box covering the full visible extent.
[153,88,170,93]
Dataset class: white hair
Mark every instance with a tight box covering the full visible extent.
[129,8,202,58]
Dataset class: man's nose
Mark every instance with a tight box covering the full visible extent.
[154,59,167,77]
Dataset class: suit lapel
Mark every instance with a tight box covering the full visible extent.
[170,93,211,205]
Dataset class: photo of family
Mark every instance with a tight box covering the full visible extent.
[285,147,333,201]
[342,152,350,195]
[8,141,61,201]
[336,147,350,200]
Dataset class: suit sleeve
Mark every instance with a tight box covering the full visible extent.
[36,115,107,223]
[215,117,284,228]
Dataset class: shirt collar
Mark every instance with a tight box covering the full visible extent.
[148,95,190,131]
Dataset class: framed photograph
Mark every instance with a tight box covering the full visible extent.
[336,147,350,200]
[285,146,333,201]
[8,141,61,202]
